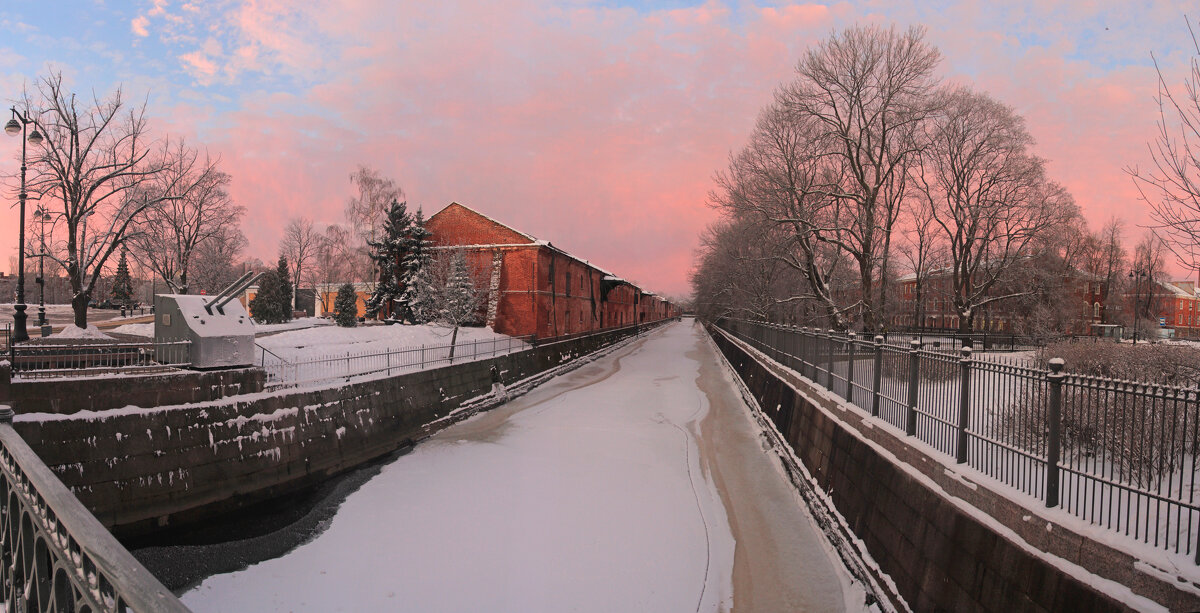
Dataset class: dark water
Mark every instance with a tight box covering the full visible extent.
[125,447,412,595]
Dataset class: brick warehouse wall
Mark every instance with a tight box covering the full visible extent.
[11,324,658,538]
[706,325,1198,613]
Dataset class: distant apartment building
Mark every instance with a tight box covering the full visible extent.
[892,264,1107,334]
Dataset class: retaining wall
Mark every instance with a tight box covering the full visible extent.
[708,325,1199,613]
[12,324,654,537]
[0,367,265,415]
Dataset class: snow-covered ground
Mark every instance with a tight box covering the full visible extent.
[109,323,153,337]
[181,322,861,612]
[253,317,333,335]
[256,323,522,363]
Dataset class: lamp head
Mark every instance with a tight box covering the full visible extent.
[4,118,19,136]
[26,129,42,145]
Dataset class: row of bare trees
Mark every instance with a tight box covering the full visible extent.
[10,73,247,328]
[695,25,1116,334]
[276,165,406,314]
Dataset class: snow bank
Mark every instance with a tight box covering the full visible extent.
[254,318,332,334]
[52,325,112,340]
[109,323,153,337]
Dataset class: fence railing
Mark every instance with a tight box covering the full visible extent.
[9,339,192,378]
[716,318,1200,563]
[255,320,675,388]
[0,410,188,611]
[256,334,535,388]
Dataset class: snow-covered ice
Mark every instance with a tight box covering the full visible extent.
[109,323,153,337]
[182,322,854,612]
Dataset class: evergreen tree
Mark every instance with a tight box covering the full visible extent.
[249,257,294,324]
[277,255,294,319]
[439,249,485,361]
[364,199,412,318]
[111,249,134,305]
[399,209,433,322]
[333,283,359,327]
[407,266,438,324]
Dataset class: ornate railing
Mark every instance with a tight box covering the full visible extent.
[0,408,188,612]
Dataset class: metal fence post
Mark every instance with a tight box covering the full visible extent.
[1046,357,1065,508]
[872,335,884,417]
[956,346,972,464]
[906,340,921,436]
[846,331,856,404]
[825,329,836,389]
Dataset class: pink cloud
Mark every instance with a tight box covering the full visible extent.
[3,1,1195,295]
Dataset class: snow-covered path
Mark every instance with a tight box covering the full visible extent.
[181,321,860,612]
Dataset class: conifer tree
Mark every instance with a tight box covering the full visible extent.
[111,249,134,305]
[276,255,294,321]
[333,283,359,327]
[249,257,294,324]
[439,249,485,361]
[364,199,412,318]
[399,209,433,322]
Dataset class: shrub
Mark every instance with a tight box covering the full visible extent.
[333,283,358,327]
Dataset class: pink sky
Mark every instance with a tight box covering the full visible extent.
[1,1,1197,297]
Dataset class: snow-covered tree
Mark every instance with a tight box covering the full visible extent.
[364,199,412,318]
[333,283,358,327]
[398,209,433,322]
[111,249,133,305]
[437,249,486,361]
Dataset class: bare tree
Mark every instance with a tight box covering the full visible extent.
[914,87,1073,333]
[128,143,242,294]
[314,223,353,312]
[895,195,946,330]
[346,165,404,283]
[21,73,203,328]
[1129,19,1200,270]
[280,217,319,308]
[190,225,248,295]
[778,24,942,331]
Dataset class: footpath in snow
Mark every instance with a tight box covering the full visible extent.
[180,321,862,612]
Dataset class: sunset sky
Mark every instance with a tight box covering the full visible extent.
[0,1,1196,297]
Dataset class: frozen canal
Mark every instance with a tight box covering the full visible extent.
[179,321,864,612]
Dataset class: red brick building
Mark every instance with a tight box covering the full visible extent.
[892,266,1107,334]
[426,202,680,339]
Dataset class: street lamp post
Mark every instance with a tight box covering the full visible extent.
[35,206,50,331]
[5,108,43,344]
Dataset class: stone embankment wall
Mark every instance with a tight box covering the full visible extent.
[0,368,265,414]
[11,324,659,537]
[707,325,1199,613]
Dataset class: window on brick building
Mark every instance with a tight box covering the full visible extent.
[1093,302,1100,319]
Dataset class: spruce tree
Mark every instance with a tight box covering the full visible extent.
[111,249,134,305]
[333,283,359,327]
[399,209,433,322]
[249,257,294,324]
[364,199,412,318]
[439,249,485,361]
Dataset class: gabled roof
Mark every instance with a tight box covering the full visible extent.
[430,202,538,244]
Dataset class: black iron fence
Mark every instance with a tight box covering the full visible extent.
[256,320,671,388]
[9,339,191,378]
[256,334,537,388]
[0,412,187,611]
[717,318,1200,563]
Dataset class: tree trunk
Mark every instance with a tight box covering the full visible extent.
[72,292,89,329]
[447,325,460,363]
